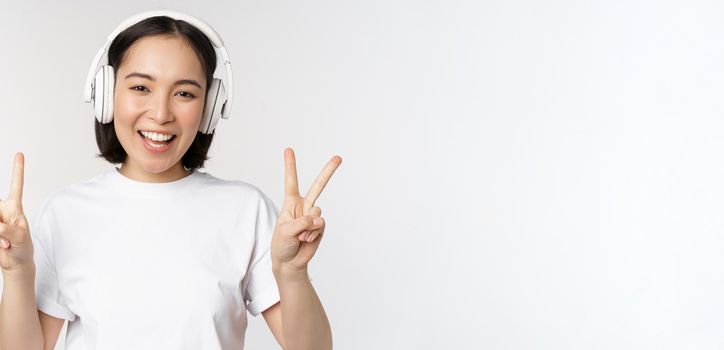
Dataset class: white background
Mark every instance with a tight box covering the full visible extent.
[1,0,723,349]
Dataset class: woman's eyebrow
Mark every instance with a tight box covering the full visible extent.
[124,72,202,89]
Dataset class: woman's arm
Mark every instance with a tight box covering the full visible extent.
[262,268,332,350]
[0,154,46,350]
[38,311,64,350]
[266,148,341,350]
[0,269,44,350]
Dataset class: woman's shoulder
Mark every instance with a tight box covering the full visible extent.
[196,171,274,203]
[31,170,113,218]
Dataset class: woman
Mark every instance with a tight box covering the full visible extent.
[0,11,340,350]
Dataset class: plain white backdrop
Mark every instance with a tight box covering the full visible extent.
[1,0,723,349]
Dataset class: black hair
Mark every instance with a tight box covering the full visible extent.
[94,15,216,169]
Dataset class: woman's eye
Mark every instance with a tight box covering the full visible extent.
[131,86,149,92]
[177,91,196,98]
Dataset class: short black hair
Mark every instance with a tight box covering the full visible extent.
[94,15,217,169]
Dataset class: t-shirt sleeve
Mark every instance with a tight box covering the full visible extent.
[242,190,281,316]
[30,203,76,321]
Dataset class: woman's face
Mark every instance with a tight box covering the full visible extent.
[113,34,206,180]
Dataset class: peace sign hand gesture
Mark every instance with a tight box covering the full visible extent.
[270,148,342,275]
[0,153,35,279]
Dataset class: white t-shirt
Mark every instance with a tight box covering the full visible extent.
[30,167,281,349]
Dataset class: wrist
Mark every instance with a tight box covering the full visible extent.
[273,263,310,283]
[1,264,36,284]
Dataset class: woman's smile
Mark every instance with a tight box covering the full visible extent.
[137,130,177,153]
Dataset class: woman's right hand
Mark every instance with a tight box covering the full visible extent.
[0,153,35,278]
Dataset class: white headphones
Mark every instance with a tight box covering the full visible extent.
[83,10,234,134]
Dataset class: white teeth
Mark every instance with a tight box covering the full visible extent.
[140,131,173,142]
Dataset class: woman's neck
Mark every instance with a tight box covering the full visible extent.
[118,161,191,183]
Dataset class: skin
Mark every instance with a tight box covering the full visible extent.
[0,33,342,350]
[114,34,206,183]
[0,153,46,350]
[264,149,342,350]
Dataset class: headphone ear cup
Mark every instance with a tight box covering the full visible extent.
[200,78,226,134]
[93,65,115,124]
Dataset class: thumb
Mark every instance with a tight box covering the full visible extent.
[279,215,324,238]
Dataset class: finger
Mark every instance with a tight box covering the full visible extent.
[293,231,323,264]
[307,231,324,243]
[284,148,300,198]
[304,155,342,209]
[281,215,324,238]
[9,152,24,203]
[304,206,321,217]
[296,208,318,241]
[298,231,311,241]
[306,221,326,242]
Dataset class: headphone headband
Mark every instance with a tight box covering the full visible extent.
[83,10,234,121]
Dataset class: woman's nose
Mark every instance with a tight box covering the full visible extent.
[147,93,174,124]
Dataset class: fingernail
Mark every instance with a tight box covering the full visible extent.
[307,234,315,242]
[0,239,8,248]
[313,218,322,226]
[299,232,309,241]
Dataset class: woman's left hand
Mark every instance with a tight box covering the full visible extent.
[271,148,342,274]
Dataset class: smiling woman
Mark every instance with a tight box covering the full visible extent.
[94,16,217,183]
[0,10,339,350]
